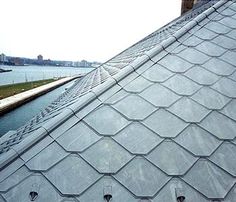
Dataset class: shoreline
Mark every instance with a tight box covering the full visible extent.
[0,79,57,99]
[0,76,81,115]
[0,68,12,73]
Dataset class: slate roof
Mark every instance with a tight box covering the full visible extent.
[1,0,236,201]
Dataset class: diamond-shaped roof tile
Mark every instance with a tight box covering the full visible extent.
[98,84,121,102]
[221,99,236,121]
[177,32,192,43]
[118,71,139,87]
[0,166,31,192]
[202,58,235,76]
[212,35,236,49]
[44,155,101,195]
[221,51,236,66]
[152,178,209,202]
[230,2,236,12]
[171,44,186,54]
[168,97,210,123]
[113,94,156,120]
[140,83,180,107]
[199,111,236,140]
[163,74,201,95]
[114,157,170,197]
[193,27,218,40]
[192,87,230,109]
[74,98,102,120]
[104,89,129,104]
[219,17,236,29]
[56,121,101,152]
[135,59,156,75]
[227,29,236,40]
[78,176,137,202]
[212,77,236,98]
[147,140,197,175]
[223,184,236,202]
[142,63,174,82]
[25,142,68,171]
[113,122,163,154]
[123,76,152,93]
[204,21,231,34]
[158,55,192,73]
[143,109,188,138]
[181,35,203,47]
[84,105,130,135]
[178,47,209,65]
[81,138,133,173]
[195,41,226,57]
[174,125,221,156]
[184,66,219,85]
[221,6,236,16]
[229,71,236,82]
[2,175,63,202]
[49,115,80,139]
[182,159,235,199]
[209,142,236,176]
[20,136,54,162]
[0,158,24,183]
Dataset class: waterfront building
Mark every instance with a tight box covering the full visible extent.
[37,55,43,61]
[0,0,236,201]
[0,53,8,63]
[8,57,24,66]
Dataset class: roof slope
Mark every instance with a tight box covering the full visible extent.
[1,0,236,201]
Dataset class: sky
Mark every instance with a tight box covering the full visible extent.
[0,0,181,62]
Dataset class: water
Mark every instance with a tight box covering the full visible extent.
[0,80,76,136]
[0,65,93,136]
[0,65,93,86]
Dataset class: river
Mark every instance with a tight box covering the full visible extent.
[0,80,77,136]
[0,65,93,136]
[0,65,93,86]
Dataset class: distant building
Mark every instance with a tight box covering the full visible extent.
[78,60,91,67]
[10,57,24,66]
[0,53,8,63]
[37,55,43,61]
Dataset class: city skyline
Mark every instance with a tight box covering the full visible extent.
[0,0,181,63]
[0,53,101,67]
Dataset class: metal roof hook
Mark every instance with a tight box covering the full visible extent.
[29,183,40,201]
[175,188,185,202]
[29,191,38,201]
[103,185,112,202]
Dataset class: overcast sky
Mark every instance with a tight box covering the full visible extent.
[0,0,181,62]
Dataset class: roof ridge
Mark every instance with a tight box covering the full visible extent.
[144,0,227,60]
[0,0,228,169]
[60,0,219,88]
[100,0,219,65]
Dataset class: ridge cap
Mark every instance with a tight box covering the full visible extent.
[144,0,227,61]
